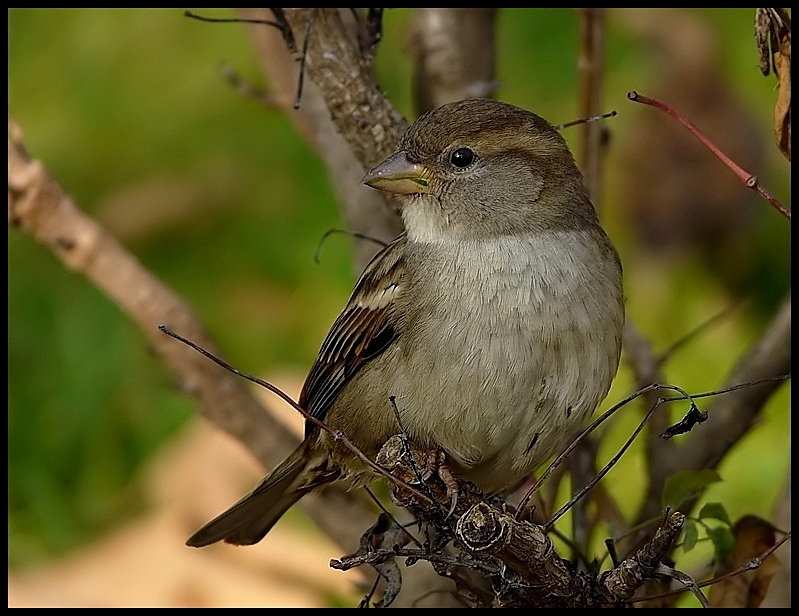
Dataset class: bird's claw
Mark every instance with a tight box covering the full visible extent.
[376,435,462,516]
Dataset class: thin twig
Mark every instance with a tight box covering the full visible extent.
[184,9,282,29]
[515,383,663,518]
[363,485,423,548]
[544,384,697,528]
[627,91,790,220]
[219,63,277,107]
[633,531,791,604]
[697,531,791,589]
[157,324,432,505]
[518,374,790,525]
[655,563,711,608]
[658,374,790,403]
[294,8,316,109]
[657,301,747,367]
[555,110,616,131]
[314,228,388,264]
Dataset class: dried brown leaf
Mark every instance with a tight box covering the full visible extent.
[710,515,781,608]
[754,8,791,160]
[773,49,791,161]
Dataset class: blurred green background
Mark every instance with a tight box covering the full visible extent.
[8,7,790,585]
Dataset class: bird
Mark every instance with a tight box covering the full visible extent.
[186,98,625,548]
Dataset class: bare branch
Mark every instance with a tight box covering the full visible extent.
[576,8,608,206]
[636,295,791,540]
[408,8,498,114]
[8,117,279,464]
[627,90,790,219]
[7,115,376,549]
[371,436,686,607]
[238,8,404,271]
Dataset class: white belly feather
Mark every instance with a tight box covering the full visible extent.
[389,231,622,493]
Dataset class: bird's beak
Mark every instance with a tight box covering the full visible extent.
[362,151,431,195]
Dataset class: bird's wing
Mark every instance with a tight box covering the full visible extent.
[299,234,407,436]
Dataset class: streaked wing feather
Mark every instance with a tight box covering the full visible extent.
[300,236,407,436]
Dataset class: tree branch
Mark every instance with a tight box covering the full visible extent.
[576,8,608,207]
[635,294,791,540]
[408,8,498,114]
[238,8,404,272]
[7,115,376,549]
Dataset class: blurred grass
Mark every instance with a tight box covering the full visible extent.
[8,7,790,587]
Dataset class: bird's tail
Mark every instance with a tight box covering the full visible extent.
[186,439,329,547]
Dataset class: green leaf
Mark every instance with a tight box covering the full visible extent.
[681,519,699,553]
[706,525,736,560]
[662,469,723,510]
[698,502,733,527]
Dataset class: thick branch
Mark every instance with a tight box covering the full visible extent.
[371,436,685,607]
[278,8,407,168]
[7,118,278,462]
[636,294,791,530]
[576,8,607,206]
[7,116,374,548]
[408,8,498,114]
[239,8,404,271]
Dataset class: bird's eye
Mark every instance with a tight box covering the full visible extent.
[449,147,475,169]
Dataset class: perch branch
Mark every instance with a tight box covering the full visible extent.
[366,436,686,607]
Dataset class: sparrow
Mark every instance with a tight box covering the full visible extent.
[186,98,625,548]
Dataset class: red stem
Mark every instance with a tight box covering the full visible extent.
[627,91,790,220]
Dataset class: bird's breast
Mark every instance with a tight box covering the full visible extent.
[386,231,623,492]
